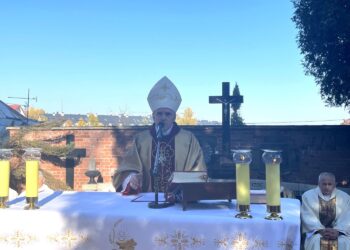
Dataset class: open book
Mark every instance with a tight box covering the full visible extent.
[170,171,208,183]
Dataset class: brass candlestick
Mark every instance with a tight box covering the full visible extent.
[25,197,39,210]
[0,197,8,209]
[235,204,252,219]
[266,205,283,220]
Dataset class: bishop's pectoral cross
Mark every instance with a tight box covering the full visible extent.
[209,82,243,157]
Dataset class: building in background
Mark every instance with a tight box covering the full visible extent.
[0,100,38,145]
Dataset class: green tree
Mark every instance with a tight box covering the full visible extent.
[231,83,244,126]
[292,0,350,109]
[176,107,198,125]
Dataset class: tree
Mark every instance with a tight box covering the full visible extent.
[231,83,245,126]
[292,0,350,109]
[6,121,74,192]
[140,115,152,125]
[176,107,198,125]
[76,117,87,127]
[87,113,102,126]
[28,107,48,122]
[63,119,74,127]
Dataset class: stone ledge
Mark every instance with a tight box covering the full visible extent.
[82,183,115,192]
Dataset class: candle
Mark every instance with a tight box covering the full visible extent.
[88,158,96,171]
[0,160,10,197]
[266,163,281,206]
[236,163,250,205]
[26,160,39,198]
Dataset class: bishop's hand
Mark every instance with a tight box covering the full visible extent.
[122,173,142,195]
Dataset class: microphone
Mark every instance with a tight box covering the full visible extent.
[156,122,164,139]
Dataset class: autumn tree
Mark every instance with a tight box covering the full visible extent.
[140,116,152,125]
[76,117,87,127]
[292,0,350,109]
[28,107,48,122]
[87,113,102,126]
[176,107,198,125]
[63,120,74,127]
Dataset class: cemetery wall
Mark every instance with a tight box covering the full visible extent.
[7,125,350,190]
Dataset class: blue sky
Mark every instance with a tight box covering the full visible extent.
[1,1,349,124]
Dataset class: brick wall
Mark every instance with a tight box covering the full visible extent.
[7,125,350,190]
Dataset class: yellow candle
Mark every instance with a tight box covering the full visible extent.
[26,160,39,198]
[0,160,10,197]
[266,163,280,206]
[236,163,250,205]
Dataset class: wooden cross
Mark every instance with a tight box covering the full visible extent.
[209,82,243,156]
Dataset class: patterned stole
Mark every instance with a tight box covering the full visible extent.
[320,238,337,250]
[319,196,338,250]
[150,123,180,193]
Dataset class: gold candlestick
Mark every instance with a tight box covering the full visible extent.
[262,149,283,220]
[23,148,41,210]
[0,149,12,209]
[232,150,252,219]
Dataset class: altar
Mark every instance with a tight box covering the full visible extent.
[1,191,301,250]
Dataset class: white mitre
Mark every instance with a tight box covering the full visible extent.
[147,76,182,112]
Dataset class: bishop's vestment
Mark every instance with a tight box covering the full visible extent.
[113,124,206,193]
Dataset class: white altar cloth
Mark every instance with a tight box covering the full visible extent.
[1,192,300,250]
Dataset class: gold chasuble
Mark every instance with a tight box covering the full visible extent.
[113,123,206,193]
[319,197,338,250]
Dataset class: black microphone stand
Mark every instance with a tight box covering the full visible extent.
[148,124,173,209]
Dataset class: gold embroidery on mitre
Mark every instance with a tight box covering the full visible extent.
[48,229,87,248]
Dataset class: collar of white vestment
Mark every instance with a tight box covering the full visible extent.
[317,187,336,201]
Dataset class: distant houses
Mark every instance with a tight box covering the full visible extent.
[1,101,220,128]
[45,113,153,126]
[45,113,220,126]
[0,100,39,128]
[0,100,39,144]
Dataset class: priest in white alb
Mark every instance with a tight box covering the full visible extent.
[301,172,350,250]
[113,76,206,198]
